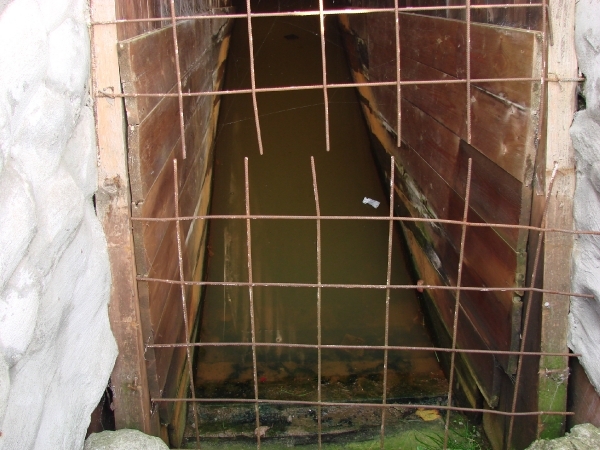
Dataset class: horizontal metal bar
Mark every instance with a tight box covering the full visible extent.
[96,76,583,101]
[150,397,574,418]
[146,341,579,358]
[129,213,600,238]
[135,276,593,299]
[91,3,545,26]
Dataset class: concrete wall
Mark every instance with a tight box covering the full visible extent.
[0,0,117,448]
[570,0,600,412]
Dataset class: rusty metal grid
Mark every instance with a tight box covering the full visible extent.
[90,1,589,449]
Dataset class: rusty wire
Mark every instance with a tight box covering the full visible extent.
[129,212,600,238]
[318,0,331,152]
[245,0,264,155]
[150,397,574,418]
[466,0,472,144]
[243,157,262,448]
[379,156,396,449]
[169,0,187,160]
[145,340,579,358]
[394,0,402,147]
[97,76,583,101]
[90,3,549,27]
[506,0,552,445]
[310,157,323,448]
[444,158,473,448]
[173,159,200,447]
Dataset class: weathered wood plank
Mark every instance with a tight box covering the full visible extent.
[153,172,212,395]
[536,0,577,440]
[401,55,538,184]
[395,145,520,371]
[118,17,232,125]
[399,0,543,30]
[400,12,541,107]
[91,0,159,436]
[402,223,500,406]
[122,21,231,202]
[341,12,542,184]
[131,95,213,275]
[400,99,527,250]
[115,0,161,41]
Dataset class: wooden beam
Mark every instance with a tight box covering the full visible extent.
[537,0,577,439]
[90,0,159,435]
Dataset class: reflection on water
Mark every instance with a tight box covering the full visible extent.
[195,13,446,404]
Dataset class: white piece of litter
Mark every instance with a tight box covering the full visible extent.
[362,197,380,209]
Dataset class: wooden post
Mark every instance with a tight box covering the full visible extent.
[538,0,577,439]
[90,0,159,435]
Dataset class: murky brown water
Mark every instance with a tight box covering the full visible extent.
[195,14,446,405]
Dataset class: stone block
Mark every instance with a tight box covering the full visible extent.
[63,106,98,197]
[84,430,170,450]
[47,17,90,104]
[10,86,77,182]
[0,263,41,367]
[575,0,600,122]
[0,0,47,126]
[526,423,600,449]
[0,165,36,291]
[25,167,85,282]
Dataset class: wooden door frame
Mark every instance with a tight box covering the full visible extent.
[90,0,158,436]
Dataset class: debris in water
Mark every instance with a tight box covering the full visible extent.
[255,426,270,438]
[362,197,380,208]
[415,408,441,421]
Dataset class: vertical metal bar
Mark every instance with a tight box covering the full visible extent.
[507,163,560,449]
[318,0,331,152]
[379,156,396,449]
[465,0,472,144]
[443,158,473,448]
[244,157,262,449]
[507,2,551,444]
[310,157,323,449]
[173,159,200,447]
[169,0,187,159]
[245,0,265,155]
[536,0,549,179]
[394,0,402,147]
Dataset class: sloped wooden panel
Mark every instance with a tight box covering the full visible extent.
[340,11,542,403]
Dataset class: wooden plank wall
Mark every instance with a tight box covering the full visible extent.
[91,0,159,436]
[114,0,233,445]
[339,8,543,435]
[115,0,232,41]
[399,0,543,31]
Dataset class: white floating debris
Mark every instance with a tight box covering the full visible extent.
[362,197,380,209]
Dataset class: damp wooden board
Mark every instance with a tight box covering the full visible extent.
[117,14,232,433]
[400,98,529,251]
[119,17,232,201]
[399,1,543,30]
[342,12,542,184]
[340,11,542,381]
[115,0,162,41]
[392,158,519,372]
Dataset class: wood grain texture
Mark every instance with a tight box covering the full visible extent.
[91,0,160,436]
[341,9,543,404]
[117,7,232,439]
[536,0,577,440]
[115,0,162,41]
[399,0,543,30]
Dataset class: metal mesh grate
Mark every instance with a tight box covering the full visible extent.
[90,1,588,448]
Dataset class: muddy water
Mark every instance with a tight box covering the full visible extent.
[195,14,447,405]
